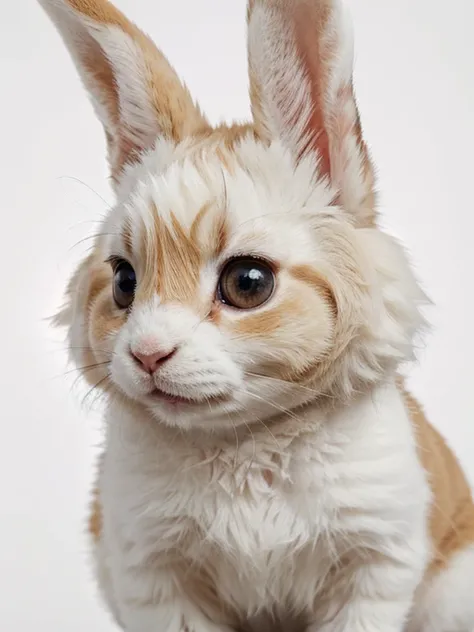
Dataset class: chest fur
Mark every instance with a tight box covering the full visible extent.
[100,388,429,613]
[103,434,324,551]
[101,437,337,615]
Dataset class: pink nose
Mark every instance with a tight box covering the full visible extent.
[132,348,176,374]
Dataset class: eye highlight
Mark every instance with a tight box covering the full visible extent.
[110,259,136,309]
[218,257,275,310]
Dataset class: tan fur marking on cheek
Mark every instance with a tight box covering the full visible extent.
[85,264,125,340]
[290,264,337,316]
[83,265,119,367]
[139,203,227,307]
[233,302,290,336]
[86,265,112,309]
[253,279,336,385]
[90,292,125,344]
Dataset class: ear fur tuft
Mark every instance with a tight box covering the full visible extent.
[247,0,376,226]
[38,0,209,185]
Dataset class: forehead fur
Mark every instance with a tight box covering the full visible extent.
[104,134,336,262]
[59,128,426,409]
[95,135,338,334]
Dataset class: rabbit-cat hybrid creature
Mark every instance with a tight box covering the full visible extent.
[38,0,474,630]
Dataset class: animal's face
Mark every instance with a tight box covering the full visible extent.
[74,139,349,429]
[43,0,426,430]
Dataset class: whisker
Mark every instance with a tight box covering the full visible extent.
[237,388,303,424]
[228,416,240,472]
[252,414,283,454]
[220,167,228,210]
[69,231,121,252]
[237,414,257,482]
[60,361,111,378]
[244,371,321,396]
[57,175,113,210]
[65,345,117,357]
[80,373,112,409]
[232,211,296,232]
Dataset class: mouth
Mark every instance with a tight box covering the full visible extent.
[149,388,196,406]
[147,387,230,409]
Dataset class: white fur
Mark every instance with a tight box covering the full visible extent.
[407,545,474,632]
[95,382,430,631]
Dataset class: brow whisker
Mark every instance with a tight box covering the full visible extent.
[69,231,122,252]
[57,175,113,211]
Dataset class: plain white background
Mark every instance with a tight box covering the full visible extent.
[0,0,473,629]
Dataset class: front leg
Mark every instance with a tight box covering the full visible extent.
[113,564,234,632]
[308,533,428,632]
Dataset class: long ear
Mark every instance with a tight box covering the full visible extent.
[247,0,376,227]
[38,0,209,185]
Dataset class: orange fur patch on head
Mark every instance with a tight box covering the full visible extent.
[154,210,201,303]
[137,203,228,308]
[193,123,258,149]
[188,123,259,174]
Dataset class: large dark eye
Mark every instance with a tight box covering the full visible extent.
[218,258,275,310]
[112,260,136,309]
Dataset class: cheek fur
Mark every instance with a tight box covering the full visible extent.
[89,290,126,352]
[76,262,126,386]
[222,278,336,379]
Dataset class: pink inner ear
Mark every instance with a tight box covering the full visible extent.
[291,3,333,179]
